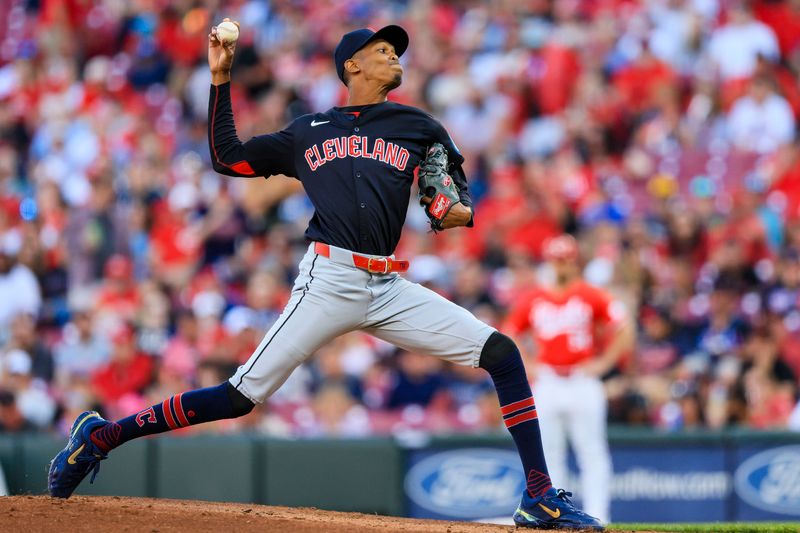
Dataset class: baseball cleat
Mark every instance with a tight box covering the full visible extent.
[48,411,110,498]
[513,487,604,530]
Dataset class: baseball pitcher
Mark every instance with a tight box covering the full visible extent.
[48,21,602,530]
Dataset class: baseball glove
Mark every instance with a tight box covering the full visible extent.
[418,142,461,232]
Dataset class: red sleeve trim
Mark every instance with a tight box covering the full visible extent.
[231,161,255,174]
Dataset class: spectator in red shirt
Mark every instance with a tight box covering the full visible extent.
[531,42,581,115]
[613,41,678,117]
[149,183,203,289]
[706,187,773,271]
[91,325,153,409]
[756,0,800,57]
[95,254,139,323]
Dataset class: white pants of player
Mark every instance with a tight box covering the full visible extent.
[230,243,496,403]
[533,366,612,524]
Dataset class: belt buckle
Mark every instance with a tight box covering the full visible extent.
[367,257,389,274]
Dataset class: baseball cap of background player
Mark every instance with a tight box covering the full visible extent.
[543,234,579,261]
[334,25,409,84]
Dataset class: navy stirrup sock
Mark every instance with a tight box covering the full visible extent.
[91,382,253,452]
[480,334,553,497]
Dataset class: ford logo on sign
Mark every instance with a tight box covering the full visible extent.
[734,445,800,516]
[404,448,525,519]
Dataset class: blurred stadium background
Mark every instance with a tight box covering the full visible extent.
[0,0,799,526]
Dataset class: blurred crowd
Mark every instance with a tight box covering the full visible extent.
[1,0,800,437]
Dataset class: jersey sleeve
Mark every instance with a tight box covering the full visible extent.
[428,118,474,215]
[503,291,535,336]
[589,286,625,327]
[208,83,297,178]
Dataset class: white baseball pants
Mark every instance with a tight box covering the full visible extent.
[230,243,496,403]
[533,366,612,523]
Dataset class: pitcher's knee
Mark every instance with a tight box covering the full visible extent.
[225,382,256,417]
[479,331,521,371]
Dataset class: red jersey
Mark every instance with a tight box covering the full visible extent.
[504,281,624,367]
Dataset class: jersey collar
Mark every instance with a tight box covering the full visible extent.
[328,101,390,126]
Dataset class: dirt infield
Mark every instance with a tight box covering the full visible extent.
[0,495,527,533]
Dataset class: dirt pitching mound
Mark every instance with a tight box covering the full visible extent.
[0,495,530,532]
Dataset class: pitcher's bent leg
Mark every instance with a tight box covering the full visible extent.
[229,289,314,404]
[231,252,367,403]
[365,277,552,496]
[364,277,494,366]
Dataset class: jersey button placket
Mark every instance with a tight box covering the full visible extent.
[354,163,368,244]
[353,123,368,246]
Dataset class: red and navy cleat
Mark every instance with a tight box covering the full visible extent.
[513,487,604,530]
[48,411,110,498]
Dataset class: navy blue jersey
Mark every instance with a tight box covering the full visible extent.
[208,82,472,256]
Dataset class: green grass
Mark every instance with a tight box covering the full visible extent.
[609,523,800,533]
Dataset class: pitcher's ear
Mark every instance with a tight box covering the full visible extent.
[345,58,360,75]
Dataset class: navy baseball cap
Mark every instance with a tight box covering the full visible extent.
[334,25,409,84]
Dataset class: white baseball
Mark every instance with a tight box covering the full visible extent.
[216,21,239,44]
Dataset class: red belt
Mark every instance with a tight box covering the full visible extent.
[314,242,409,274]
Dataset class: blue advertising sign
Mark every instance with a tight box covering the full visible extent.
[405,448,524,521]
[404,445,731,522]
[608,446,729,522]
[734,445,800,520]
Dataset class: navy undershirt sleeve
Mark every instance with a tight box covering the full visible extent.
[208,83,297,178]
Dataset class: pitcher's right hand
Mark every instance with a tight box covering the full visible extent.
[209,18,239,85]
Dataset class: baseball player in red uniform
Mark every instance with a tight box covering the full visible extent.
[47,21,603,530]
[505,234,634,524]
